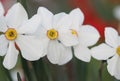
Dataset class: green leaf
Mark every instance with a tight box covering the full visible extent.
[20,54,37,81]
[17,72,22,81]
[0,57,13,81]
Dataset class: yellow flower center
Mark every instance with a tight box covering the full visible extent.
[71,29,78,36]
[116,46,120,56]
[5,28,17,41]
[47,29,58,40]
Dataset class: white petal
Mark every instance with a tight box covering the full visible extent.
[18,14,41,34]
[79,25,100,46]
[107,55,120,79]
[39,38,48,57]
[58,46,72,65]
[3,41,19,70]
[53,12,67,28]
[37,7,53,29]
[58,29,79,46]
[69,8,84,30]
[107,55,118,76]
[105,27,119,48]
[113,6,120,21]
[118,37,120,45]
[34,25,49,57]
[0,35,8,56]
[113,56,120,79]
[91,43,115,60]
[74,43,91,62]
[5,3,28,28]
[47,40,72,65]
[57,15,72,30]
[0,16,7,32]
[0,2,4,16]
[16,35,45,61]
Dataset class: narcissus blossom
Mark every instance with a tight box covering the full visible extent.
[69,8,100,62]
[0,3,44,69]
[91,27,120,79]
[37,7,79,65]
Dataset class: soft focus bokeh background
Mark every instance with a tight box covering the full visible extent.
[0,0,120,81]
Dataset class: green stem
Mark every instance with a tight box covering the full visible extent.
[32,58,53,81]
[20,53,37,81]
[17,72,22,81]
[98,61,105,81]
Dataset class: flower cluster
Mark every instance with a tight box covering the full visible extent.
[0,2,119,80]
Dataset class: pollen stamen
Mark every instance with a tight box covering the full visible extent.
[5,28,17,41]
[47,29,58,40]
[116,46,120,56]
[71,29,78,36]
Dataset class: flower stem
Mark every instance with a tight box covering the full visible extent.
[98,61,105,81]
[20,53,37,81]
[17,72,22,81]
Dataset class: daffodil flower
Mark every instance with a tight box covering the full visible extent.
[91,27,120,79]
[69,8,100,62]
[0,3,44,69]
[36,7,79,65]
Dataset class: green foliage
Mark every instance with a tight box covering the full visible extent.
[0,57,12,81]
[17,72,22,81]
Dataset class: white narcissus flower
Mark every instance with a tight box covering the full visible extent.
[91,27,120,79]
[69,8,100,62]
[0,3,44,69]
[0,1,4,16]
[37,7,79,65]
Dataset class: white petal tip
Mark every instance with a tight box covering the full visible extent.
[105,27,116,31]
[76,57,91,62]
[37,7,50,14]
[13,2,23,8]
[3,62,14,70]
